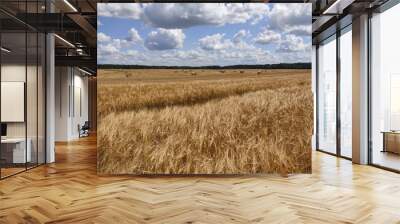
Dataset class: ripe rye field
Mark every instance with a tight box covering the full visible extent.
[97,69,313,175]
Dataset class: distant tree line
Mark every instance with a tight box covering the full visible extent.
[98,63,311,70]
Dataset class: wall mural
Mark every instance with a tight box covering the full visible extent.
[97,3,313,175]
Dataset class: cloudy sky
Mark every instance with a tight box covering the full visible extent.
[97,3,312,66]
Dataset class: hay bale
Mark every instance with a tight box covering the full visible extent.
[257,71,262,75]
[239,71,245,74]
[191,72,197,76]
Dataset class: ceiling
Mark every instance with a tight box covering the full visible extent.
[310,0,390,43]
[0,0,98,74]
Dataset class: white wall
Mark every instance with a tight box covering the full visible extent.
[1,64,25,81]
[55,67,89,141]
[72,73,89,138]
[1,65,26,139]
[1,63,46,164]
[55,67,70,141]
[1,65,34,138]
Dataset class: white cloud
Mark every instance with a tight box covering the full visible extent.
[199,33,233,51]
[98,39,305,66]
[98,32,111,42]
[254,29,281,45]
[127,28,142,43]
[111,38,129,49]
[227,3,268,25]
[145,28,185,50]
[160,50,203,61]
[267,4,311,36]
[98,37,131,56]
[176,50,203,60]
[97,3,312,37]
[152,43,275,66]
[277,34,309,53]
[233,30,249,43]
[98,3,142,19]
[99,3,269,29]
[98,40,145,64]
[98,43,119,56]
[98,31,297,66]
[285,25,311,36]
[99,29,142,45]
[141,3,269,29]
[218,46,275,65]
[126,50,138,57]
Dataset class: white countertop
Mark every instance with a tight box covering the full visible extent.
[1,138,30,143]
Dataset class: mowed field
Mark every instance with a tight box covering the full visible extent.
[97,69,313,175]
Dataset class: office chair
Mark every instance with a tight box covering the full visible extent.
[79,121,90,138]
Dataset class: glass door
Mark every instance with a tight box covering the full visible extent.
[317,35,337,154]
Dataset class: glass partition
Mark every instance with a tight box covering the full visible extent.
[1,31,28,177]
[317,35,337,154]
[370,3,400,171]
[0,1,46,179]
[339,27,352,158]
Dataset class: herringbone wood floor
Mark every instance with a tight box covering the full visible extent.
[1,135,400,224]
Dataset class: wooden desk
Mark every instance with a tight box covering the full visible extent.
[1,138,31,164]
[382,131,400,154]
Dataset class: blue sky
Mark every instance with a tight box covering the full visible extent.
[97,3,312,66]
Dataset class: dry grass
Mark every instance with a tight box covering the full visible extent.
[98,70,309,117]
[97,69,312,175]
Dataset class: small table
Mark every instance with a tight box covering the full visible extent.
[381,131,400,154]
[1,138,32,164]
